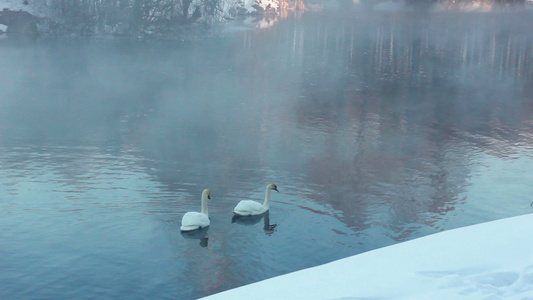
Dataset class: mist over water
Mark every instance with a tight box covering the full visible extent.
[1,6,533,299]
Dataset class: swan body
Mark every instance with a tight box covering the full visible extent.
[233,184,278,216]
[180,189,211,231]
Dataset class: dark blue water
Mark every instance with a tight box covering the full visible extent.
[1,5,533,299]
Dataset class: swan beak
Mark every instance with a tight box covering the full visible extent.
[208,195,211,199]
[274,187,279,192]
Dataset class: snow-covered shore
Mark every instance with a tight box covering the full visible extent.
[203,213,533,300]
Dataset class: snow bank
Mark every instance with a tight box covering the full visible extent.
[203,213,533,299]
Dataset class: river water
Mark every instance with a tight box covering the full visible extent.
[1,5,533,299]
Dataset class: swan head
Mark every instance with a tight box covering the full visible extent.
[202,189,211,199]
[267,183,279,192]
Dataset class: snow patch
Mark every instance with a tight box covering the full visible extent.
[1,0,29,13]
[0,0,52,19]
[239,0,279,14]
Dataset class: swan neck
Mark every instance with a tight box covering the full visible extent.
[263,187,272,209]
[201,193,209,216]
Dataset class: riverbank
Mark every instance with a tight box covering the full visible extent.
[203,214,533,299]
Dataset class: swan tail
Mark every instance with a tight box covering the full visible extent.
[180,225,201,231]
[233,208,267,216]
[233,210,247,216]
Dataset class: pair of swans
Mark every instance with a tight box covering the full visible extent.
[180,183,279,232]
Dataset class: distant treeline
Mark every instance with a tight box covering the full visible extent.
[37,0,239,37]
[1,0,315,38]
[0,0,529,38]
[1,0,268,38]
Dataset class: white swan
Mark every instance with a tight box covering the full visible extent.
[180,189,211,231]
[233,183,279,216]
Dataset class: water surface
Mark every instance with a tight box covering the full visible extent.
[1,6,533,299]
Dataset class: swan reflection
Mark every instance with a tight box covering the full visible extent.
[181,227,209,247]
[231,211,277,235]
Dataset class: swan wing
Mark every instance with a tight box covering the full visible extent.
[233,200,267,216]
[180,212,210,231]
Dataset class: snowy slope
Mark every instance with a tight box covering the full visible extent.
[203,213,533,300]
